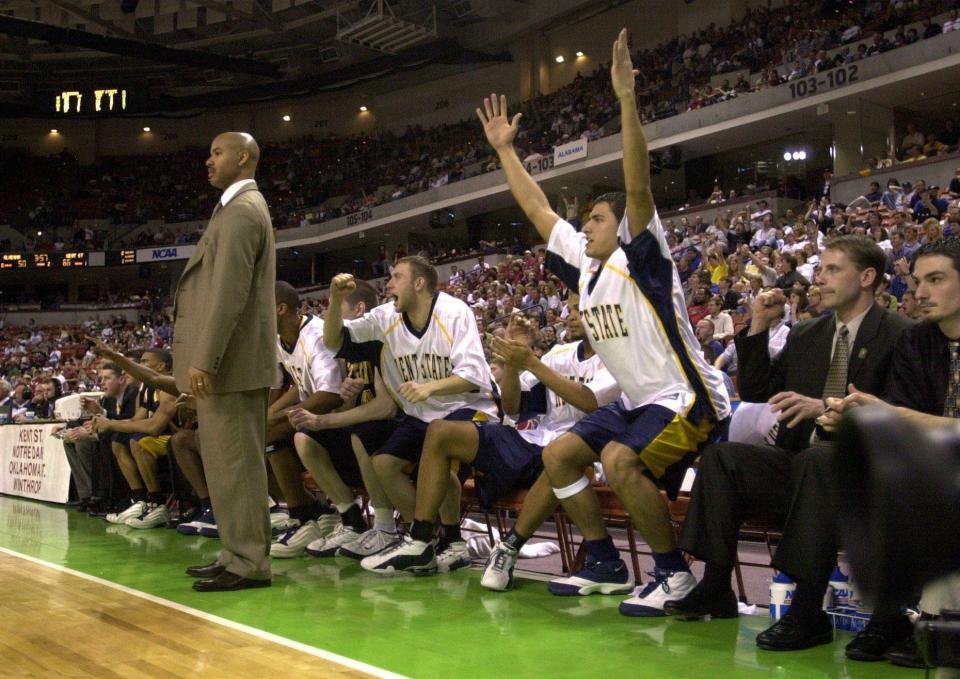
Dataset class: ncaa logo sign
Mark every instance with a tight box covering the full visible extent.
[151,248,179,260]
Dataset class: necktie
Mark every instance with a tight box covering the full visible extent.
[945,341,960,419]
[822,325,850,399]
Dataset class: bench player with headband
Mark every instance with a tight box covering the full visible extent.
[367,295,620,577]
[323,255,500,572]
[474,29,730,616]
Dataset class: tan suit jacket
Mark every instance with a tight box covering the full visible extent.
[172,181,279,394]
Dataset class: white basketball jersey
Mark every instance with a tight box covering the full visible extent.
[516,340,620,447]
[546,214,731,423]
[341,292,499,422]
[277,315,342,401]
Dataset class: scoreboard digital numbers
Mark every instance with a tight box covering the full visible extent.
[0,252,100,268]
[0,253,26,269]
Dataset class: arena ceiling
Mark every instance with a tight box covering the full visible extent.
[0,0,616,116]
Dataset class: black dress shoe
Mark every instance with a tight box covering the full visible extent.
[884,633,931,668]
[65,498,84,508]
[845,615,914,662]
[756,612,834,651]
[664,586,739,620]
[186,562,226,578]
[192,571,271,592]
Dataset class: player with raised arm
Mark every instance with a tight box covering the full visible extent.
[323,256,500,573]
[477,29,730,616]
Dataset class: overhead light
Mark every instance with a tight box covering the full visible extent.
[783,152,792,161]
[359,105,368,112]
[49,129,58,135]
[555,55,565,63]
[142,126,151,132]
[798,150,807,160]
[575,51,584,57]
[36,231,42,236]
[282,115,291,122]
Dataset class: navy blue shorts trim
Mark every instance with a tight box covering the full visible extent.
[304,428,362,487]
[373,408,486,464]
[473,423,543,511]
[349,420,394,457]
[570,401,726,500]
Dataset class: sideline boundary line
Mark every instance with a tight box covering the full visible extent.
[0,546,408,679]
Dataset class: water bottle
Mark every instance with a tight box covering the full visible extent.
[826,565,851,609]
[769,572,795,620]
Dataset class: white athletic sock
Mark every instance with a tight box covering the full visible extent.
[373,506,396,533]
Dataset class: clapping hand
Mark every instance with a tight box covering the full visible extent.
[491,336,535,371]
[504,313,537,347]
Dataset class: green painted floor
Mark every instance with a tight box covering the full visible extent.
[0,496,921,678]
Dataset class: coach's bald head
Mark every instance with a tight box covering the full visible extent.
[207,131,260,189]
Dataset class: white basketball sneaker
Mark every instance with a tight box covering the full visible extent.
[106,500,146,525]
[619,569,698,617]
[436,541,471,573]
[305,524,361,557]
[125,502,170,529]
[271,520,322,558]
[480,541,519,591]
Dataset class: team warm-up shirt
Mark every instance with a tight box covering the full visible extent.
[339,292,499,422]
[516,340,621,447]
[277,315,342,400]
[546,214,731,423]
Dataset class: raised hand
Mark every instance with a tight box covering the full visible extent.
[611,28,638,100]
[477,93,522,151]
[748,289,786,333]
[84,334,116,357]
[330,273,356,299]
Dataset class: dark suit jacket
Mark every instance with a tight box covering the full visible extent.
[172,181,279,394]
[735,303,914,450]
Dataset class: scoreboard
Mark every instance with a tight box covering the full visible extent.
[0,252,105,268]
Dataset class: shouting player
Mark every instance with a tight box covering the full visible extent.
[323,256,500,572]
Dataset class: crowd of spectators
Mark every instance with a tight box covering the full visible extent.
[3,146,958,414]
[2,0,957,255]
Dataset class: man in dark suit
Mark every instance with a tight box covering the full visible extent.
[667,235,914,656]
[173,131,280,592]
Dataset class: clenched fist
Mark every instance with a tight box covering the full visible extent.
[330,273,356,299]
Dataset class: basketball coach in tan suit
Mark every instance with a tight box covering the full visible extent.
[173,131,279,592]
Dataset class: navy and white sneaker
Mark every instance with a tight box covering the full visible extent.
[619,568,698,617]
[360,536,437,575]
[176,507,216,536]
[337,528,400,560]
[199,524,220,538]
[271,520,322,558]
[436,541,471,573]
[547,557,632,596]
[305,524,361,557]
[480,541,518,591]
